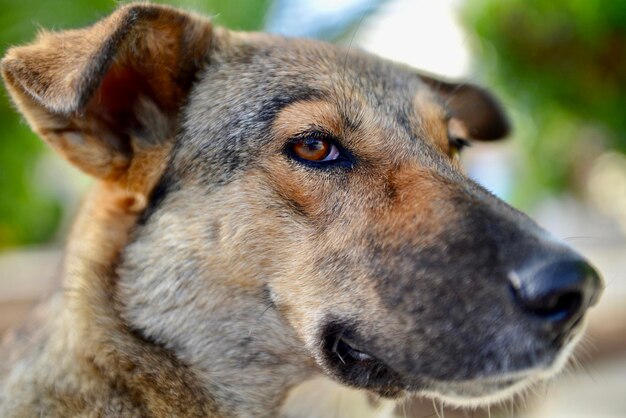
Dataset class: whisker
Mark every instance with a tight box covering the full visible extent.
[331,327,346,365]
[432,398,442,418]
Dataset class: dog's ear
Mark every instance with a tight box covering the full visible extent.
[419,74,510,141]
[1,4,211,182]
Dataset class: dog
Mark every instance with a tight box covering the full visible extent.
[0,3,603,417]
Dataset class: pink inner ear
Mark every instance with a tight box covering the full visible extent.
[93,64,148,130]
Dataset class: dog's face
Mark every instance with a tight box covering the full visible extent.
[2,4,602,407]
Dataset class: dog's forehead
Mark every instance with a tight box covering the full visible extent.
[210,31,443,119]
[174,32,451,183]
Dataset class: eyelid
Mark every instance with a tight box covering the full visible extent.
[289,128,336,142]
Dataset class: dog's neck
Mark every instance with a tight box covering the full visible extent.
[117,271,314,416]
[126,291,315,416]
[64,182,316,417]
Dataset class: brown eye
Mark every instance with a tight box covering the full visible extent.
[290,137,340,162]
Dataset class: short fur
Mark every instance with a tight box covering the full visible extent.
[0,3,601,417]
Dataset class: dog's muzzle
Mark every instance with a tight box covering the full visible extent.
[317,248,603,403]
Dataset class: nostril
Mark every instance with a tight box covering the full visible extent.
[509,258,602,328]
[529,290,583,322]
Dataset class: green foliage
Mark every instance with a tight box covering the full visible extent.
[163,0,272,30]
[0,0,272,249]
[463,0,626,205]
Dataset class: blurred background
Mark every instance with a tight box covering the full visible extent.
[0,0,624,417]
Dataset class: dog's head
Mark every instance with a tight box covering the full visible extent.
[2,4,602,407]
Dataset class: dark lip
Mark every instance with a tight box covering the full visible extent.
[332,334,375,362]
[321,325,406,398]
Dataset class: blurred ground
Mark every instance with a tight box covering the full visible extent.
[0,248,61,333]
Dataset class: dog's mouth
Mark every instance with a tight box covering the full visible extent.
[321,326,406,398]
[321,330,532,401]
[319,320,584,403]
[321,331,539,404]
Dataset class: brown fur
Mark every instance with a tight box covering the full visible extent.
[1,3,601,417]
[1,4,219,416]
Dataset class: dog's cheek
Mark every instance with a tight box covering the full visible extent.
[202,171,310,281]
[262,156,333,221]
[266,227,392,355]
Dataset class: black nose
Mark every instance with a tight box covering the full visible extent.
[510,258,602,331]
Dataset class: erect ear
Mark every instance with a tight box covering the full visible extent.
[1,3,212,186]
[419,73,511,141]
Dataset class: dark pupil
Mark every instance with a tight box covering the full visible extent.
[304,139,325,152]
